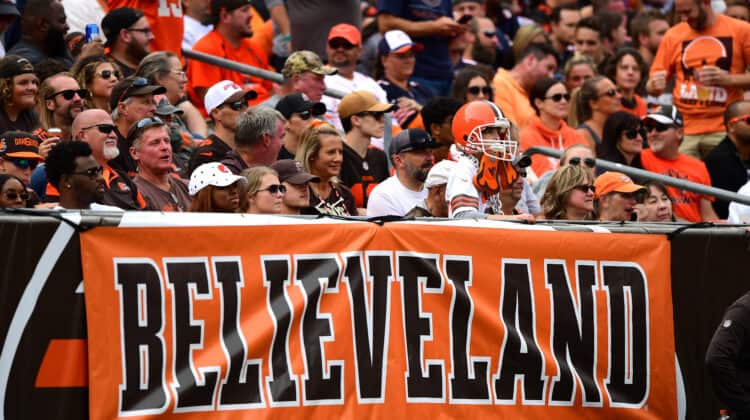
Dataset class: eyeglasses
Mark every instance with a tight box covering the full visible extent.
[623,128,645,140]
[729,114,750,125]
[170,69,186,78]
[257,184,287,195]
[572,184,596,193]
[7,158,39,170]
[128,27,152,35]
[567,156,596,168]
[46,88,90,100]
[97,70,120,80]
[545,92,570,102]
[82,123,116,134]
[597,88,618,98]
[135,116,164,129]
[221,101,247,111]
[3,190,29,201]
[71,166,104,179]
[643,121,672,133]
[358,111,385,120]
[467,86,492,96]
[329,39,356,50]
[482,30,496,38]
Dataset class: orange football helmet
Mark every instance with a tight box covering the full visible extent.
[451,100,517,161]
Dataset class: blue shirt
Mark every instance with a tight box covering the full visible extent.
[377,0,453,80]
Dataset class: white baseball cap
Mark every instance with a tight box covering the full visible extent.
[188,162,244,196]
[424,159,458,189]
[203,80,257,116]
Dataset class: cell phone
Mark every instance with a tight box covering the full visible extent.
[458,14,473,24]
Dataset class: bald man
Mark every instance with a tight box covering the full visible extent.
[72,109,120,166]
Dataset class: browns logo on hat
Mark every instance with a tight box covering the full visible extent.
[189,161,245,196]
[0,131,43,160]
[594,171,646,198]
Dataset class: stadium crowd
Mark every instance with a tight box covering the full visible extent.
[0,0,748,223]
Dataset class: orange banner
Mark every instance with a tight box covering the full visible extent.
[81,218,676,419]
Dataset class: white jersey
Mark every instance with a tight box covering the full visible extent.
[728,181,750,224]
[446,145,503,218]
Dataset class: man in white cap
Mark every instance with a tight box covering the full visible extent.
[405,159,457,217]
[187,80,256,175]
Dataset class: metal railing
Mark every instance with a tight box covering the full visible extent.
[525,146,750,207]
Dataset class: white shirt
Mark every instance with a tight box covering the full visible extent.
[62,0,105,34]
[728,181,750,224]
[367,175,427,217]
[322,71,388,132]
[183,15,213,51]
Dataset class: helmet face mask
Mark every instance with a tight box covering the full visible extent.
[452,100,519,162]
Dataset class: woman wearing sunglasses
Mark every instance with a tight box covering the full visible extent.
[242,166,284,214]
[296,123,358,216]
[0,174,28,208]
[570,75,621,151]
[520,77,586,179]
[598,111,645,173]
[540,164,596,220]
[72,55,121,112]
[451,66,494,104]
[0,55,41,134]
[603,48,648,118]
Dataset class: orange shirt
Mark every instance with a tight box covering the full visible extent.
[650,15,750,135]
[108,0,184,58]
[620,95,648,119]
[187,30,273,115]
[519,116,587,177]
[640,148,714,222]
[492,68,535,129]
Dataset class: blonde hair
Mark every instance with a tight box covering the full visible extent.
[541,165,594,220]
[512,24,549,63]
[241,166,278,212]
[295,122,342,181]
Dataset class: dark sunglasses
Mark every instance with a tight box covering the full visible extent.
[329,39,356,50]
[221,101,247,111]
[257,184,287,194]
[97,69,120,80]
[729,114,750,125]
[568,156,596,168]
[545,93,570,102]
[71,166,104,179]
[482,30,496,37]
[8,158,38,170]
[597,88,618,98]
[572,184,596,193]
[358,111,385,120]
[468,86,492,96]
[46,88,90,100]
[135,116,164,129]
[3,190,29,201]
[623,128,646,140]
[643,122,672,133]
[82,123,116,134]
[296,110,312,120]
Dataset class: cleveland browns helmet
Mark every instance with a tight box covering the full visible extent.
[451,100,517,161]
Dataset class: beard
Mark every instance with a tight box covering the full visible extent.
[103,145,120,160]
[45,27,68,56]
[125,41,150,62]
[471,40,497,66]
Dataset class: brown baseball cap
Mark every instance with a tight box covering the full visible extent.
[338,90,394,119]
[271,159,320,184]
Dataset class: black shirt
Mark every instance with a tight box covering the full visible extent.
[108,129,138,178]
[277,145,295,161]
[704,137,750,219]
[0,108,40,133]
[187,134,233,176]
[339,142,389,208]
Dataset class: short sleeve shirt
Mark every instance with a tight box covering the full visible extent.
[340,142,390,208]
[134,175,191,212]
[109,0,185,58]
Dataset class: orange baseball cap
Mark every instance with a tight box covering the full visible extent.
[594,171,646,198]
[328,23,361,46]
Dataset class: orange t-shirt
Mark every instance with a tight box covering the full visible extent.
[492,68,535,129]
[187,31,273,115]
[519,116,587,177]
[640,148,714,222]
[108,0,184,59]
[620,94,648,119]
[650,15,750,135]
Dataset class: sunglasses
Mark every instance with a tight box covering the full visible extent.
[329,40,356,50]
[97,70,120,80]
[468,86,492,96]
[8,158,39,170]
[46,88,90,100]
[82,123,116,134]
[296,110,312,120]
[3,190,29,201]
[597,88,618,98]
[257,184,287,194]
[221,101,247,111]
[643,122,672,133]
[567,156,596,168]
[623,128,645,140]
[545,93,570,102]
[729,114,750,125]
[134,116,164,129]
[71,166,104,179]
[482,30,496,38]
[572,184,596,193]
[358,111,385,120]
